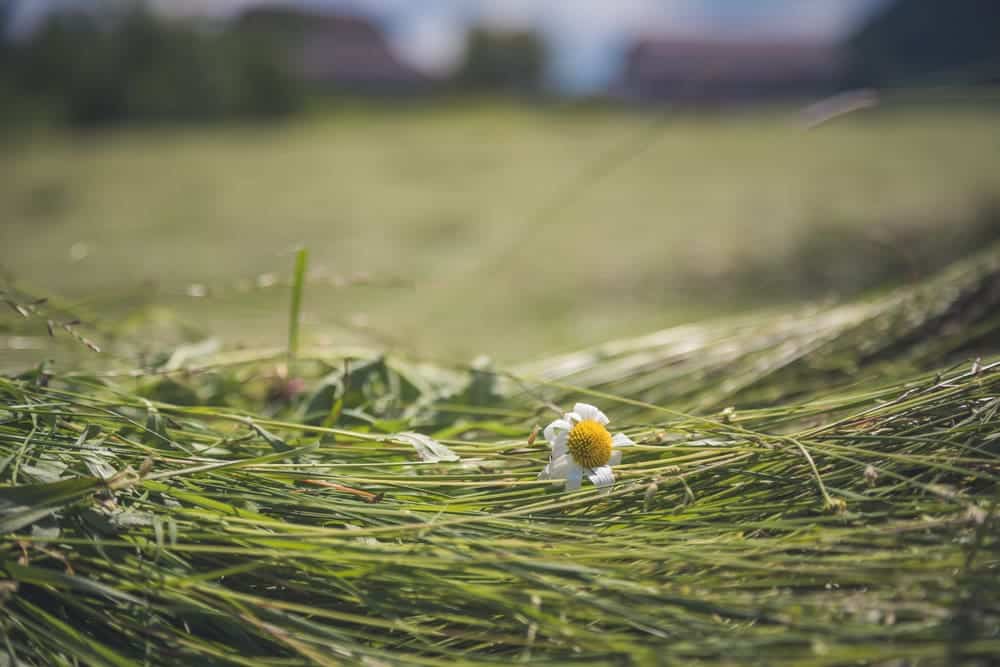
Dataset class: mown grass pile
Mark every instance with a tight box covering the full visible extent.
[2,246,1000,666]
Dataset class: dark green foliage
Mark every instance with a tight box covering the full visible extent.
[455,27,547,93]
[3,5,302,127]
[0,0,13,35]
[846,0,1000,86]
[233,32,302,118]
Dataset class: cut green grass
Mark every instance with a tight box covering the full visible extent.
[2,245,999,665]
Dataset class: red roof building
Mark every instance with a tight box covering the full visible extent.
[237,7,430,92]
[618,37,842,104]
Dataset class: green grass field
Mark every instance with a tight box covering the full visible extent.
[2,101,1000,666]
[3,101,1000,365]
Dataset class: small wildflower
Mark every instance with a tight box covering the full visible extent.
[643,479,659,510]
[864,464,879,486]
[825,497,848,514]
[265,364,306,404]
[256,272,278,288]
[538,402,634,494]
[965,505,987,526]
[186,283,208,298]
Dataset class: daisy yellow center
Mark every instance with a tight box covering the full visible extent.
[566,419,613,469]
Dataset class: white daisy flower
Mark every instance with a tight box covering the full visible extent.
[537,402,634,493]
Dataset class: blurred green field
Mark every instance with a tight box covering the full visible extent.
[3,99,1000,666]
[3,100,1000,365]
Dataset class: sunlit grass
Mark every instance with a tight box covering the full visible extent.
[3,100,1000,362]
[1,244,998,665]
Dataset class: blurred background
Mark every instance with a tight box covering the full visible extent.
[2,0,999,368]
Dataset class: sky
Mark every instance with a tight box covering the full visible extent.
[8,0,890,92]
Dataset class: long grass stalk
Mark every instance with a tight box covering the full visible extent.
[287,247,309,364]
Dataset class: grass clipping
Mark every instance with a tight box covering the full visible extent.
[2,249,1000,666]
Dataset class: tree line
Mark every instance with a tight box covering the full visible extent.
[0,2,547,128]
[1,0,996,128]
[0,6,301,127]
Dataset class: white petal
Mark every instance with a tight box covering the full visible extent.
[544,420,570,460]
[612,433,635,448]
[564,463,584,490]
[609,450,622,466]
[551,436,567,460]
[543,418,570,444]
[587,465,615,492]
[564,410,582,425]
[573,403,609,425]
[538,454,575,481]
[547,454,574,479]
